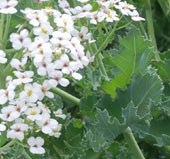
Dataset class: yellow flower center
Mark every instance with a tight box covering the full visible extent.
[30,111,37,116]
[41,28,48,34]
[27,90,33,97]
[45,6,52,10]
[52,129,59,133]
[107,13,112,19]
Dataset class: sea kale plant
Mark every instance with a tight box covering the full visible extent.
[0,0,170,158]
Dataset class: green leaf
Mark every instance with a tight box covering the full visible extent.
[153,59,170,82]
[157,0,170,16]
[99,73,163,120]
[130,99,170,147]
[102,26,154,97]
[73,119,84,129]
[80,95,98,115]
[86,102,142,152]
[85,73,163,151]
[86,68,102,90]
[0,132,7,147]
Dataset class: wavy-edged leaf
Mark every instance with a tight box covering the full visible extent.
[98,73,163,121]
[102,26,154,97]
[153,59,170,82]
[86,102,142,152]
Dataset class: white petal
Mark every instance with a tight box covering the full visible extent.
[59,78,69,87]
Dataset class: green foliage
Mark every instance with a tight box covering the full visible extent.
[102,26,154,97]
[1,0,170,158]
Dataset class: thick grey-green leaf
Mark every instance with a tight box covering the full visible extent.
[153,59,170,82]
[102,26,154,97]
[85,102,143,152]
[98,73,163,121]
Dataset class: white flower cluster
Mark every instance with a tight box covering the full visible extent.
[0,0,18,14]
[59,0,144,23]
[0,3,91,155]
[0,0,144,155]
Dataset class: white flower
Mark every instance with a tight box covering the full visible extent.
[77,0,89,2]
[36,115,59,135]
[0,50,7,64]
[10,29,32,50]
[58,0,71,15]
[104,9,119,22]
[54,109,66,119]
[0,106,21,122]
[10,99,28,114]
[90,11,105,24]
[71,26,91,41]
[25,107,42,121]
[21,9,48,27]
[27,137,45,154]
[0,89,15,105]
[0,123,6,135]
[33,22,53,41]
[19,83,41,103]
[10,57,27,70]
[130,10,145,21]
[36,80,54,100]
[13,71,34,85]
[34,57,52,76]
[54,54,78,74]
[48,71,69,87]
[7,123,29,141]
[0,0,18,14]
[71,71,82,80]
[71,4,92,19]
[54,14,74,31]
[69,37,84,57]
[50,31,71,48]
[31,42,52,63]
[116,1,135,16]
[50,124,62,138]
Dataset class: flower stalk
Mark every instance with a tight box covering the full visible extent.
[144,0,161,61]
[51,87,80,105]
[94,20,119,57]
[0,69,6,89]
[3,14,11,48]
[0,14,5,42]
[123,127,145,159]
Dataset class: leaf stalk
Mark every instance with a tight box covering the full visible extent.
[123,127,145,159]
[144,0,161,61]
[51,87,80,106]
[0,139,17,152]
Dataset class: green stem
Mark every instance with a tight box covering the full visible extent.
[0,139,17,152]
[0,14,5,42]
[139,21,148,39]
[123,127,145,159]
[0,68,6,89]
[94,20,119,56]
[22,149,32,159]
[3,14,11,48]
[116,20,132,31]
[161,33,170,42]
[5,49,17,53]
[51,87,80,105]
[144,0,161,61]
[93,20,120,78]
[96,54,108,78]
